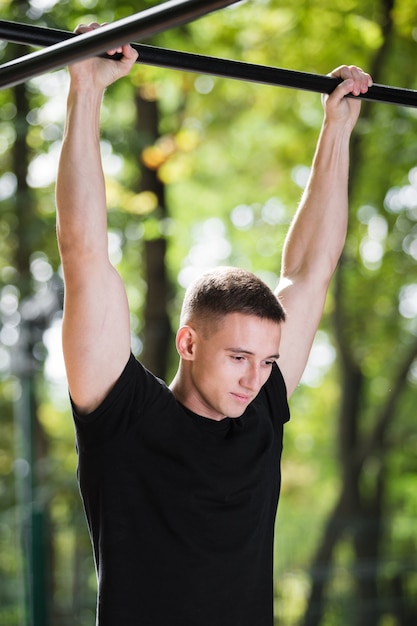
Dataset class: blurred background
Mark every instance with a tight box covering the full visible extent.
[0,0,416,624]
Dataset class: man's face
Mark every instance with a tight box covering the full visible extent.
[184,312,281,421]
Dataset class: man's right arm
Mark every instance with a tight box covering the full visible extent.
[56,26,138,414]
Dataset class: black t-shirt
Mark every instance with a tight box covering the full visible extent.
[73,353,290,626]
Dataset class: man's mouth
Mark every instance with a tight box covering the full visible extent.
[230,392,252,403]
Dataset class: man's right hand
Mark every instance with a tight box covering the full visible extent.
[69,22,139,91]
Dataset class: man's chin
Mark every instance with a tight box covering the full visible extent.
[226,406,247,419]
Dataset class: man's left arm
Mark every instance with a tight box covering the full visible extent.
[276,65,372,397]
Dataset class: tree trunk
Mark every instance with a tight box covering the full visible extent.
[302,1,400,621]
[134,87,173,379]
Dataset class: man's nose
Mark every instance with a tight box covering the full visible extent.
[240,363,261,391]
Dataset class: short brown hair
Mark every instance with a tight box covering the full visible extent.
[180,266,286,333]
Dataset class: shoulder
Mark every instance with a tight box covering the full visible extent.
[261,363,290,425]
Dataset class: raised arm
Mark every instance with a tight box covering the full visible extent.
[56,24,138,414]
[276,65,372,397]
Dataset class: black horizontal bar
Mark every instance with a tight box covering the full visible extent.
[0,0,240,90]
[1,17,417,108]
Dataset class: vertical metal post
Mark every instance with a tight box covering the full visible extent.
[13,371,32,626]
[12,318,49,626]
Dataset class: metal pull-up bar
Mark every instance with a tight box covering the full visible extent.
[0,0,240,90]
[1,12,417,108]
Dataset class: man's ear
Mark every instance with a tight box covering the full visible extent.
[175,325,197,360]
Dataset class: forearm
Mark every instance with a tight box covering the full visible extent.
[56,85,109,262]
[280,118,352,285]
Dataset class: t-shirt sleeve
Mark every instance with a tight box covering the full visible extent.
[72,353,166,450]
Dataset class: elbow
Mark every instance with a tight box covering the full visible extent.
[282,252,341,291]
[56,219,107,263]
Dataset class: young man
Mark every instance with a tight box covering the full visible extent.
[56,23,372,626]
